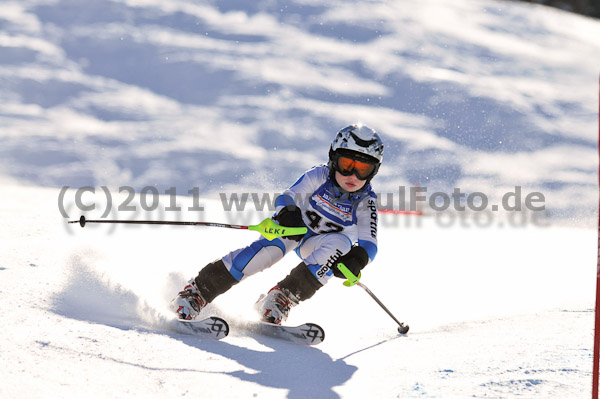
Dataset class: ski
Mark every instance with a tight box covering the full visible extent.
[172,316,229,340]
[170,315,324,345]
[236,321,325,345]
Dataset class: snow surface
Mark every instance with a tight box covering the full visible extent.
[0,0,599,217]
[0,183,596,398]
[1,0,599,398]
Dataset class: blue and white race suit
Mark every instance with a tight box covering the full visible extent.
[221,164,379,285]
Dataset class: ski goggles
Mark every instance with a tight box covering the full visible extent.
[334,154,377,180]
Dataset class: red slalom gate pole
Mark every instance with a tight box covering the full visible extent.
[593,75,600,399]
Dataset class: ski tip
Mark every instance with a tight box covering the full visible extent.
[210,316,230,337]
[302,322,325,345]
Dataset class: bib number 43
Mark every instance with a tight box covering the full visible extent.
[305,210,343,234]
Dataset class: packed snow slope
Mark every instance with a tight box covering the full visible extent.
[1,0,600,398]
[0,183,596,399]
[0,0,599,218]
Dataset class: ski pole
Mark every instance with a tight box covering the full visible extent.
[337,263,410,334]
[68,215,307,241]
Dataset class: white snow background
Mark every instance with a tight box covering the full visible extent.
[0,0,599,398]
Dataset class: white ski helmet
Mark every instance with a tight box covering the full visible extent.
[329,124,384,183]
[331,124,384,162]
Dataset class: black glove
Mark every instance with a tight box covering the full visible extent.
[274,205,305,241]
[332,246,370,278]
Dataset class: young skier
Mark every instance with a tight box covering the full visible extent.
[172,124,384,325]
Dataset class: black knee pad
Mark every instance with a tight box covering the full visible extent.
[278,262,322,302]
[195,259,239,303]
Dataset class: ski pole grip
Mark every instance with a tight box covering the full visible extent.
[337,263,361,287]
[249,218,308,241]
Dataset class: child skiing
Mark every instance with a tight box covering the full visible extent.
[173,124,384,325]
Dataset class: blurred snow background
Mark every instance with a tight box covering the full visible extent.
[0,0,599,222]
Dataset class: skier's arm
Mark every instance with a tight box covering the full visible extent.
[273,205,305,241]
[274,165,325,213]
[356,195,379,262]
[333,245,370,277]
[333,195,379,277]
[272,166,325,240]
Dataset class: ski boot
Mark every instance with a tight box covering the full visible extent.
[255,285,299,325]
[173,279,207,320]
